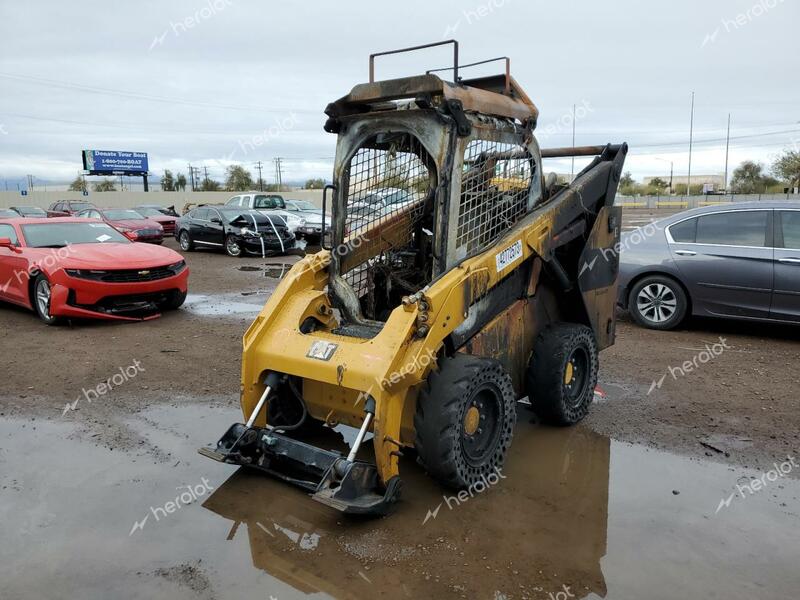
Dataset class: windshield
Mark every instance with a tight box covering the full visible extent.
[104,209,146,220]
[218,209,286,226]
[253,195,285,209]
[17,207,47,216]
[72,202,93,211]
[135,207,164,218]
[290,200,316,211]
[21,222,130,247]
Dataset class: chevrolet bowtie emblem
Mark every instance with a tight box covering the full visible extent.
[138,270,150,276]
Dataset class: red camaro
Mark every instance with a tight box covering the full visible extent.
[0,218,189,324]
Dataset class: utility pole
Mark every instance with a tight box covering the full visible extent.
[254,161,264,191]
[203,166,210,190]
[687,91,695,197]
[188,164,195,191]
[273,157,283,191]
[570,103,576,181]
[723,113,731,193]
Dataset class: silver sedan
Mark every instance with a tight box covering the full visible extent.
[617,201,800,330]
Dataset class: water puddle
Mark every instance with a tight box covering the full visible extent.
[235,263,294,280]
[1,403,798,599]
[182,293,264,319]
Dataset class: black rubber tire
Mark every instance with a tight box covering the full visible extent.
[526,323,598,425]
[414,354,516,490]
[628,275,688,331]
[178,230,194,252]
[31,273,61,326]
[225,234,243,257]
[159,289,187,311]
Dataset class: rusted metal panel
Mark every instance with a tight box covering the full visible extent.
[461,299,530,394]
[578,206,622,350]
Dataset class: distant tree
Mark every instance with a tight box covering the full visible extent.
[92,179,117,192]
[225,165,255,191]
[649,177,668,191]
[620,172,635,188]
[772,149,800,192]
[304,177,325,189]
[731,161,778,194]
[176,173,187,191]
[68,176,87,192]
[200,177,221,191]
[673,183,705,195]
[161,170,175,192]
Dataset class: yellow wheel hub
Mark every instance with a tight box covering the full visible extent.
[464,406,481,435]
[564,361,574,385]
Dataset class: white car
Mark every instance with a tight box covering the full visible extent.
[225,192,306,233]
[285,199,328,241]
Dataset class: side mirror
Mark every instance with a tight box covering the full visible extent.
[0,237,20,252]
[210,217,222,224]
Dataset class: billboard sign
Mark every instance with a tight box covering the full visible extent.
[82,150,148,175]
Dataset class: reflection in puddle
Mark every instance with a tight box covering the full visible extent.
[1,403,799,600]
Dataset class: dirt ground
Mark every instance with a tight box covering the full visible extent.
[1,213,799,599]
[1,230,797,475]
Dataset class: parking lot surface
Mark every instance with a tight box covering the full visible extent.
[1,214,798,599]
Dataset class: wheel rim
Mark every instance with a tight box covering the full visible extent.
[563,347,590,407]
[180,233,189,250]
[460,384,503,466]
[226,237,241,256]
[36,279,51,318]
[636,283,677,323]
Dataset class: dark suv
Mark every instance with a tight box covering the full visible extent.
[175,206,296,257]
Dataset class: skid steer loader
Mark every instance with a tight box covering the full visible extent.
[200,41,627,515]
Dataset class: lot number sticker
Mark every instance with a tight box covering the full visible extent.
[495,240,523,272]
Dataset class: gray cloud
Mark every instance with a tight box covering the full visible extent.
[0,0,798,186]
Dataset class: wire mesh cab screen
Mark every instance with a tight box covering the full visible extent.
[341,132,435,302]
[456,139,534,255]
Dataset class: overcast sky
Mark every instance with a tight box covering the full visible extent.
[1,0,798,187]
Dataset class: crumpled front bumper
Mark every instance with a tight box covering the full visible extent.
[198,422,401,516]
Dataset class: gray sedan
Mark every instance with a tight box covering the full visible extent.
[618,202,800,330]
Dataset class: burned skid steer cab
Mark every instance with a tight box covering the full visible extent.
[200,41,628,515]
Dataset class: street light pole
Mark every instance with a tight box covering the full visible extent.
[687,91,695,197]
[723,113,731,193]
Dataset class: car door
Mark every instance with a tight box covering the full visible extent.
[771,209,800,322]
[667,209,774,319]
[205,208,226,245]
[48,202,65,217]
[0,223,29,305]
[190,208,212,244]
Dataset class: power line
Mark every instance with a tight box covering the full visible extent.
[0,71,321,114]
